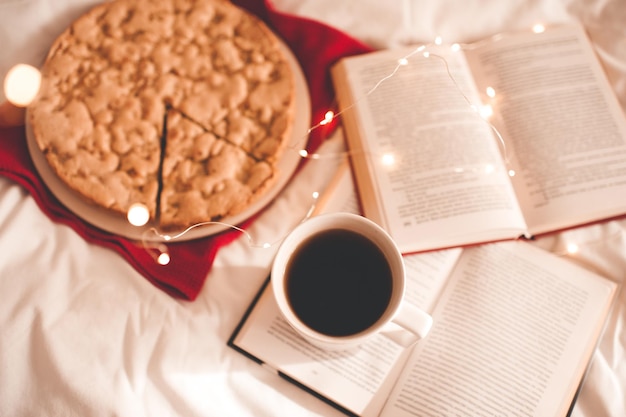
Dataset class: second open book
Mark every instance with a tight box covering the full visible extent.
[229,162,618,417]
[331,24,626,254]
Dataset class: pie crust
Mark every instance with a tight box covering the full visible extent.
[28,0,295,231]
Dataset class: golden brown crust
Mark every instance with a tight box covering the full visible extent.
[160,109,277,229]
[29,0,295,230]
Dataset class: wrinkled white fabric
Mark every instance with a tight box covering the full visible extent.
[0,0,625,416]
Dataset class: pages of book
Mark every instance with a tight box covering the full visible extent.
[332,23,626,254]
[381,241,618,417]
[332,44,527,253]
[464,24,626,237]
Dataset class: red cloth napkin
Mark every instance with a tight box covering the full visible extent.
[0,0,372,300]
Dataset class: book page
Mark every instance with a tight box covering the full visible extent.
[233,285,409,417]
[333,46,528,254]
[464,24,626,235]
[381,241,617,417]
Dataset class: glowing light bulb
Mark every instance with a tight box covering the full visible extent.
[435,36,443,45]
[566,243,579,254]
[381,153,395,166]
[532,24,545,34]
[299,149,309,158]
[157,252,171,265]
[262,243,271,249]
[320,110,334,125]
[312,191,320,199]
[398,57,409,66]
[451,43,461,52]
[479,104,493,119]
[486,86,496,98]
[4,64,42,107]
[485,164,495,174]
[508,169,516,177]
[423,51,430,58]
[127,203,150,226]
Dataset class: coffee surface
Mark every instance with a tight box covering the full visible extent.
[285,228,393,337]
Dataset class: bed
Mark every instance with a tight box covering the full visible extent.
[0,0,624,416]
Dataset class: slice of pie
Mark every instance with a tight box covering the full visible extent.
[160,109,276,229]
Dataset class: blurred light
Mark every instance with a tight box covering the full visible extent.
[127,203,150,226]
[157,252,171,265]
[486,86,496,98]
[566,243,579,254]
[532,24,545,34]
[479,104,493,119]
[320,110,334,125]
[381,153,395,166]
[4,64,42,107]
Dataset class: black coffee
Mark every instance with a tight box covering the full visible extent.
[284,228,393,337]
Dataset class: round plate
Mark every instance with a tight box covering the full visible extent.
[26,41,311,242]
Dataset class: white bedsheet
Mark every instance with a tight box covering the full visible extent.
[0,0,624,416]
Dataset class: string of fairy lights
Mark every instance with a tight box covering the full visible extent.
[2,23,610,265]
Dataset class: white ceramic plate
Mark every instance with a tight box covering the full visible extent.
[26,41,311,242]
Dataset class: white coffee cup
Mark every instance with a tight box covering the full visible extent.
[271,212,432,351]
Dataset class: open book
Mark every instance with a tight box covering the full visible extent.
[331,23,626,254]
[229,164,618,417]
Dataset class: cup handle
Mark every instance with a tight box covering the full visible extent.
[380,302,433,348]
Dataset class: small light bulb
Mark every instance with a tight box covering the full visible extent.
[320,110,334,125]
[157,252,171,265]
[4,64,42,107]
[566,243,579,254]
[508,169,516,177]
[479,104,493,119]
[486,86,496,98]
[262,243,271,249]
[451,43,461,52]
[312,191,319,199]
[398,57,409,66]
[434,36,443,45]
[299,149,308,158]
[485,164,495,174]
[127,203,150,226]
[532,24,545,34]
[423,51,430,58]
[381,153,395,166]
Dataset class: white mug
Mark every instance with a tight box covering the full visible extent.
[271,212,433,351]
